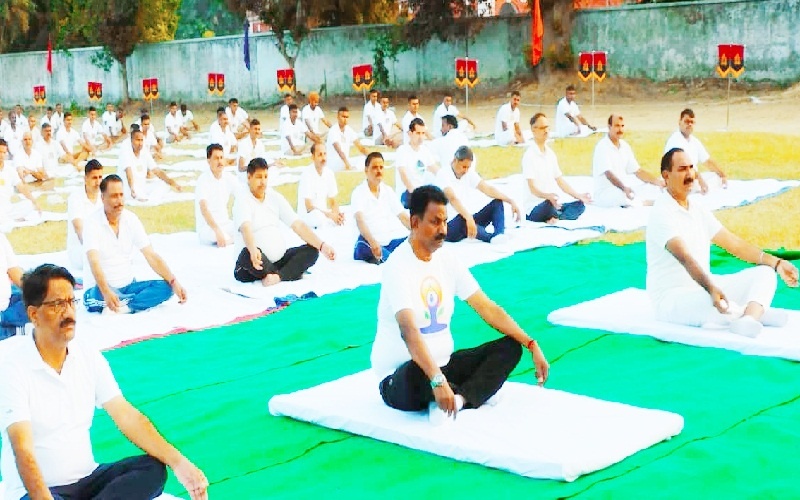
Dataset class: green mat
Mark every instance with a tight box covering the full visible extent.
[7,242,800,498]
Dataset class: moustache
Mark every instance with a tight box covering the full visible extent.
[684,177,695,185]
[434,233,446,241]
[60,318,76,328]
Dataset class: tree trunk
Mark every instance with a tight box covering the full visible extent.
[120,57,130,103]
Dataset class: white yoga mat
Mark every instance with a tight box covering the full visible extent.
[548,287,800,360]
[0,211,67,232]
[269,370,684,482]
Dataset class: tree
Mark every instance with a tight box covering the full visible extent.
[0,0,34,53]
[402,0,492,48]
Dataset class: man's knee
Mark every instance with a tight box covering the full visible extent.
[497,336,523,366]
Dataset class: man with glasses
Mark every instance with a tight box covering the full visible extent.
[0,264,208,499]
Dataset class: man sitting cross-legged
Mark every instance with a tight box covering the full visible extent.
[646,148,799,337]
[352,152,410,264]
[83,174,187,314]
[371,185,549,423]
[296,143,345,229]
[233,158,335,286]
[67,160,104,270]
[196,144,237,246]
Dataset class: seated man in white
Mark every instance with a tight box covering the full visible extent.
[233,157,335,286]
[523,113,591,223]
[27,115,41,143]
[352,152,410,264]
[432,114,469,171]
[437,146,521,243]
[554,84,597,138]
[119,129,182,202]
[401,95,431,145]
[0,233,28,339]
[139,114,164,161]
[165,101,189,143]
[432,93,475,138]
[209,107,238,166]
[83,174,187,314]
[180,103,199,132]
[280,104,314,156]
[226,97,250,139]
[0,139,41,226]
[279,93,293,125]
[238,118,280,184]
[647,148,798,337]
[67,160,104,270]
[37,123,61,176]
[196,143,237,246]
[81,106,112,153]
[51,103,65,136]
[373,95,402,148]
[395,118,439,208]
[101,103,116,134]
[371,185,549,422]
[15,131,49,183]
[302,91,331,144]
[362,89,380,137]
[0,264,208,500]
[592,114,664,208]
[56,112,90,169]
[4,111,26,159]
[494,91,524,145]
[664,108,728,194]
[326,107,368,172]
[107,108,127,145]
[297,143,344,228]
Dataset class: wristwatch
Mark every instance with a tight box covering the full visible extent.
[430,373,447,389]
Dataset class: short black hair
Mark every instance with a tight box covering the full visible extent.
[680,108,695,119]
[250,118,260,127]
[453,145,473,161]
[409,185,448,220]
[310,142,325,155]
[88,106,96,112]
[442,115,458,129]
[41,123,51,130]
[288,104,298,111]
[661,148,685,173]
[408,95,418,102]
[100,174,123,193]
[229,98,238,104]
[247,157,269,175]
[22,264,76,308]
[530,112,546,126]
[338,106,349,114]
[207,143,223,159]
[140,113,150,122]
[510,90,521,97]
[180,104,188,111]
[566,84,576,92]
[409,117,425,133]
[217,107,226,116]
[365,151,383,168]
[64,111,73,119]
[170,101,178,107]
[85,159,103,175]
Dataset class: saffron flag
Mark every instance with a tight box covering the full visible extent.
[46,38,52,74]
[531,0,543,66]
[592,51,607,82]
[244,21,251,71]
[578,52,592,82]
[455,58,468,87]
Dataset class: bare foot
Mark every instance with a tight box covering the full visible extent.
[546,217,558,224]
[261,274,281,287]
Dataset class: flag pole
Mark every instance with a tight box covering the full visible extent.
[726,74,731,130]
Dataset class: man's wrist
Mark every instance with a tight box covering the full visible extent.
[430,373,447,389]
[774,259,784,272]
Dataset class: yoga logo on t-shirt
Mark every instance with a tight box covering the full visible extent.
[420,276,447,334]
[416,159,425,176]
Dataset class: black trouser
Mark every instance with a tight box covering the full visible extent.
[22,455,167,500]
[379,336,522,411]
[234,245,319,283]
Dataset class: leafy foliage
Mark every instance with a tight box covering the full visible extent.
[0,0,35,53]
[402,0,492,47]
[370,27,409,89]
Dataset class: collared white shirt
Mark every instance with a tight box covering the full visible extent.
[326,124,359,172]
[664,129,711,167]
[374,108,398,139]
[67,188,102,259]
[432,103,460,138]
[301,105,326,134]
[521,143,566,212]
[401,111,424,145]
[164,112,184,136]
[362,101,380,131]
[118,146,157,197]
[232,188,299,262]
[592,135,641,202]
[351,180,407,246]
[14,148,43,174]
[280,118,308,154]
[494,103,520,141]
[37,138,61,171]
[436,164,483,221]
[82,209,151,289]
[56,127,81,154]
[195,170,238,235]
[555,97,581,137]
[297,164,338,215]
[431,128,469,170]
[226,106,249,130]
[0,335,121,500]
[394,143,437,195]
[81,119,105,143]
[209,121,237,156]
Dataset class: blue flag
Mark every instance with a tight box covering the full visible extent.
[244,20,251,71]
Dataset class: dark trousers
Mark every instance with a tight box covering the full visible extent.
[379,336,522,411]
[527,199,585,223]
[353,235,407,264]
[446,199,506,243]
[21,455,167,500]
[234,245,319,283]
[0,287,28,340]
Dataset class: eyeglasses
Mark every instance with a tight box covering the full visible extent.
[40,298,80,313]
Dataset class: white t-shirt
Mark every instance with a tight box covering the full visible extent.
[326,125,359,172]
[195,170,238,235]
[143,126,158,149]
[180,110,194,123]
[280,118,308,154]
[432,103,460,138]
[362,101,380,131]
[374,108,398,139]
[431,128,469,170]
[118,147,157,197]
[51,112,64,134]
[297,165,338,215]
[401,111,424,145]
[0,163,21,204]
[646,193,723,304]
[664,129,711,167]
[0,233,18,310]
[209,121,237,156]
[67,188,102,260]
[81,119,105,143]
[521,143,565,212]
[351,181,407,246]
[37,137,61,171]
[0,336,122,500]
[237,136,268,181]
[436,165,483,221]
[226,106,249,130]
[494,103,520,141]
[232,188,299,262]
[56,127,81,154]
[101,111,116,133]
[14,148,43,173]
[164,112,184,136]
[82,209,151,289]
[370,241,480,379]
[592,135,641,203]
[555,97,581,137]
[279,105,290,125]
[394,144,438,195]
[302,105,326,135]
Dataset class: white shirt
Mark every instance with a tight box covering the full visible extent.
[0,163,21,205]
[237,136,267,167]
[67,188,102,259]
[233,188,299,262]
[37,137,61,171]
[226,106,249,130]
[432,103,460,138]
[431,128,469,169]
[494,103,520,141]
[180,110,194,123]
[81,119,105,142]
[370,241,480,379]
[374,108,398,139]
[0,336,121,500]
[0,233,18,310]
[118,146,157,197]
[351,181,407,246]
[280,118,308,154]
[362,101,380,131]
[521,143,565,212]
[82,209,150,289]
[436,165,483,221]
[326,124,359,172]
[394,144,438,195]
[14,148,43,174]
[297,165,338,214]
[56,127,81,154]
[302,105,326,135]
[401,111,424,145]
[279,105,290,124]
[209,121,237,156]
[555,97,581,137]
[143,126,158,149]
[664,129,711,167]
[646,193,722,304]
[101,111,116,135]
[164,112,184,136]
[51,112,64,134]
[592,135,640,202]
[195,170,238,235]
